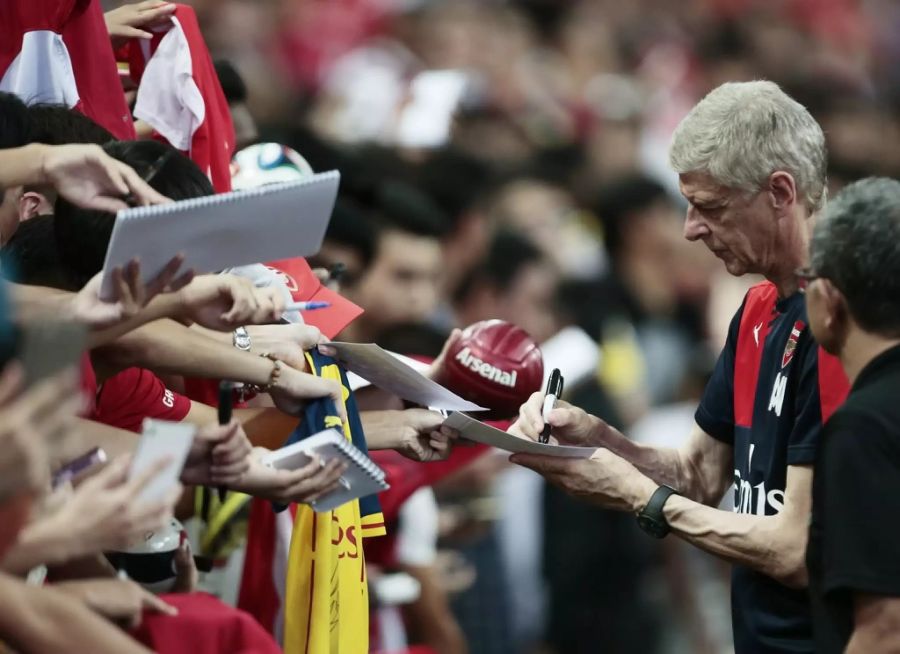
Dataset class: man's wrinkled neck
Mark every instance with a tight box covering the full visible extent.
[767,206,814,299]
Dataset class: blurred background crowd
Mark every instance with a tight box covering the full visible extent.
[98,1,900,652]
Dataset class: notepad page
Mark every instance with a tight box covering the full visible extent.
[99,171,340,300]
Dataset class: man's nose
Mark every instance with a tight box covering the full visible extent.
[683,206,709,241]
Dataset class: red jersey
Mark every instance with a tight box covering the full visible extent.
[93,367,191,433]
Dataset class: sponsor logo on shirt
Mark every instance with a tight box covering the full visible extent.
[162,389,175,408]
[768,372,787,417]
[454,347,518,388]
[733,444,785,515]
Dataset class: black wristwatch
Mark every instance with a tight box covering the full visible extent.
[636,485,679,539]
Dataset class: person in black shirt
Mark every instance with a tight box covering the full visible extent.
[804,177,900,653]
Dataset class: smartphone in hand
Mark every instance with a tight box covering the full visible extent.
[130,419,196,503]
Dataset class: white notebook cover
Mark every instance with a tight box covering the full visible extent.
[262,428,389,512]
[99,171,341,300]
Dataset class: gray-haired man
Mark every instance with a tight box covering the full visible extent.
[509,80,849,653]
[804,178,900,654]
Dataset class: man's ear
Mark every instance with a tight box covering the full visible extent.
[768,171,797,215]
[18,190,53,222]
[820,279,849,334]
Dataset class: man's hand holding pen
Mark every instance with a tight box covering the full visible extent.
[507,387,657,512]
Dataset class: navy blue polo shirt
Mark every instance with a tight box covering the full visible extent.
[695,282,848,654]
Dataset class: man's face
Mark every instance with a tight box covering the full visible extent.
[311,241,367,293]
[351,230,443,328]
[678,172,778,277]
[497,262,558,343]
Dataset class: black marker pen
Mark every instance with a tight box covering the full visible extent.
[539,368,564,444]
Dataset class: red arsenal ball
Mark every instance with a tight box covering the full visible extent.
[434,320,544,420]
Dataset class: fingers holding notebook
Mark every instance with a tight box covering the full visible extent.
[271,369,348,422]
[230,450,347,504]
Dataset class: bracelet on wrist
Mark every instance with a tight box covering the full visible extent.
[244,353,283,395]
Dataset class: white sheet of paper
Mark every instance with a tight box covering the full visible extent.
[323,342,487,412]
[442,412,596,458]
[100,172,340,300]
[346,350,431,391]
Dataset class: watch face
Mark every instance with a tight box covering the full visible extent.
[637,514,666,539]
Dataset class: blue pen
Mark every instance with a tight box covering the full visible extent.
[285,300,331,312]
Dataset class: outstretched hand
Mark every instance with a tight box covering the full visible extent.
[180,421,252,486]
[42,144,170,213]
[73,257,193,330]
[231,448,347,504]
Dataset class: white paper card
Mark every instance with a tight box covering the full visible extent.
[322,342,486,412]
[442,412,596,458]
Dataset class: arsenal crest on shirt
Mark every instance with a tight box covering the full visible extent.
[782,320,805,368]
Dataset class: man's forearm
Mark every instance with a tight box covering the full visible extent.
[0,144,49,188]
[86,292,184,347]
[580,419,706,501]
[603,438,693,497]
[9,284,74,323]
[847,595,900,654]
[95,318,275,384]
[846,624,900,654]
[8,282,184,348]
[661,494,805,587]
[591,423,730,506]
[360,410,404,450]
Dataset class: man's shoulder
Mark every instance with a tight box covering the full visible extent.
[824,398,899,458]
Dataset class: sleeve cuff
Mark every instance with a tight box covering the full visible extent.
[824,571,900,598]
[695,406,734,444]
[786,445,818,466]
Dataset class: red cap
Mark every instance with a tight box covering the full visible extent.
[264,257,363,340]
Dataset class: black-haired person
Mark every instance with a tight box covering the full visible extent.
[335,180,450,342]
[454,229,559,344]
[214,59,258,150]
[804,178,900,654]
[594,173,713,407]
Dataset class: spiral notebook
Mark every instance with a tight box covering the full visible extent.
[99,171,341,300]
[261,428,389,512]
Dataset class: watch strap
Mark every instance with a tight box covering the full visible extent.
[637,485,679,538]
[642,485,678,517]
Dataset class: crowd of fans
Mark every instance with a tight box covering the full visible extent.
[0,0,899,653]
